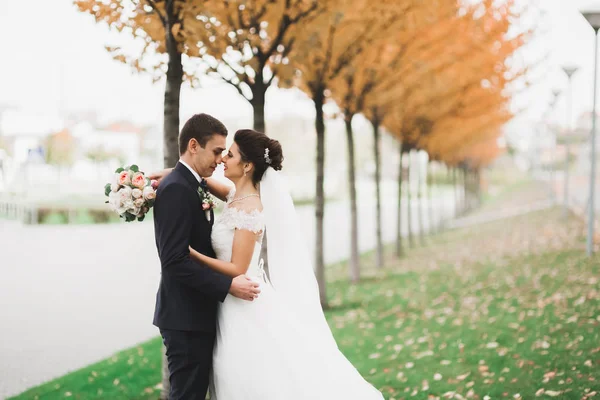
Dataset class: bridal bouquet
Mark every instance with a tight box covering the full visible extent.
[104,165,158,222]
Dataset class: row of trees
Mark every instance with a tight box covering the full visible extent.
[76,2,533,396]
[76,0,531,306]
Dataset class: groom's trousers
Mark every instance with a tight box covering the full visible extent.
[160,329,216,400]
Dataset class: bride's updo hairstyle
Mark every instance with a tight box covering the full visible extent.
[234,129,284,186]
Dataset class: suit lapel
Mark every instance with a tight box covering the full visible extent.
[174,162,201,191]
[174,162,216,229]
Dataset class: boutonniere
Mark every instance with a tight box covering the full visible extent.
[198,179,217,222]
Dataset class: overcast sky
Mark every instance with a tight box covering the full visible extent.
[0,0,599,131]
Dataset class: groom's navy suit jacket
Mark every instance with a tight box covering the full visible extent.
[153,162,231,332]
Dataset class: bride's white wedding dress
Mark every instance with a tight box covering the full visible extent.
[209,176,384,400]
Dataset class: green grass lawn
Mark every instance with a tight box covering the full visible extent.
[10,184,600,400]
[327,246,599,400]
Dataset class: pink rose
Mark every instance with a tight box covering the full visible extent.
[131,172,146,189]
[118,171,131,186]
[202,203,211,210]
[134,198,145,208]
[151,179,159,189]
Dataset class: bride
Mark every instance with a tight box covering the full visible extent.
[157,129,383,400]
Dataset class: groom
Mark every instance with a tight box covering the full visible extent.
[153,113,261,399]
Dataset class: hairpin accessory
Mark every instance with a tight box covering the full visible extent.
[264,148,272,165]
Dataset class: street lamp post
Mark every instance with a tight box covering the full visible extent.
[547,95,560,202]
[549,90,562,194]
[581,8,600,256]
[562,66,578,218]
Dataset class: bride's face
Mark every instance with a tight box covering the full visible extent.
[222,142,249,181]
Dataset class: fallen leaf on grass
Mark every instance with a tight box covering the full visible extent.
[457,372,471,381]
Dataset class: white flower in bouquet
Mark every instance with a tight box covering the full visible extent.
[108,190,120,209]
[118,186,133,203]
[122,198,135,213]
[143,185,156,200]
[132,188,143,199]
[134,198,145,208]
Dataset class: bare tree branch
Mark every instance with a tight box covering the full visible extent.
[145,0,167,27]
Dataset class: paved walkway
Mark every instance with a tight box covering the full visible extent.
[447,200,555,229]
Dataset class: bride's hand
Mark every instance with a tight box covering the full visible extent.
[148,168,174,187]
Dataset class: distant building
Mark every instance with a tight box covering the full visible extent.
[72,121,141,164]
[0,109,64,164]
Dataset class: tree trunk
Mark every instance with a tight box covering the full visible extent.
[313,88,327,308]
[444,165,451,224]
[456,167,466,215]
[407,150,414,248]
[453,168,459,217]
[462,168,467,212]
[417,153,426,245]
[372,118,384,268]
[463,167,468,212]
[396,142,404,258]
[477,169,482,207]
[470,169,474,210]
[427,161,435,235]
[344,115,360,283]
[161,3,183,396]
[162,13,183,169]
[563,142,570,218]
[251,80,267,133]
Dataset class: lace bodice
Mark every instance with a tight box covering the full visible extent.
[211,188,265,277]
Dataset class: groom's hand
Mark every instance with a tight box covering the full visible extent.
[229,275,261,301]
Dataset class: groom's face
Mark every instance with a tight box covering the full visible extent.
[190,134,226,177]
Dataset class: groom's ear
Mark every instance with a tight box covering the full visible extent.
[187,138,199,154]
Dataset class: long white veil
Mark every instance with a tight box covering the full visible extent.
[260,167,337,345]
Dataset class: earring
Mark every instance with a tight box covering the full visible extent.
[244,170,247,177]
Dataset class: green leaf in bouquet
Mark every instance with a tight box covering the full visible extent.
[137,214,146,222]
[115,167,124,173]
[104,183,112,196]
[124,212,136,222]
[130,165,139,173]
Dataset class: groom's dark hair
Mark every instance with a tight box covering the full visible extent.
[179,113,228,155]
